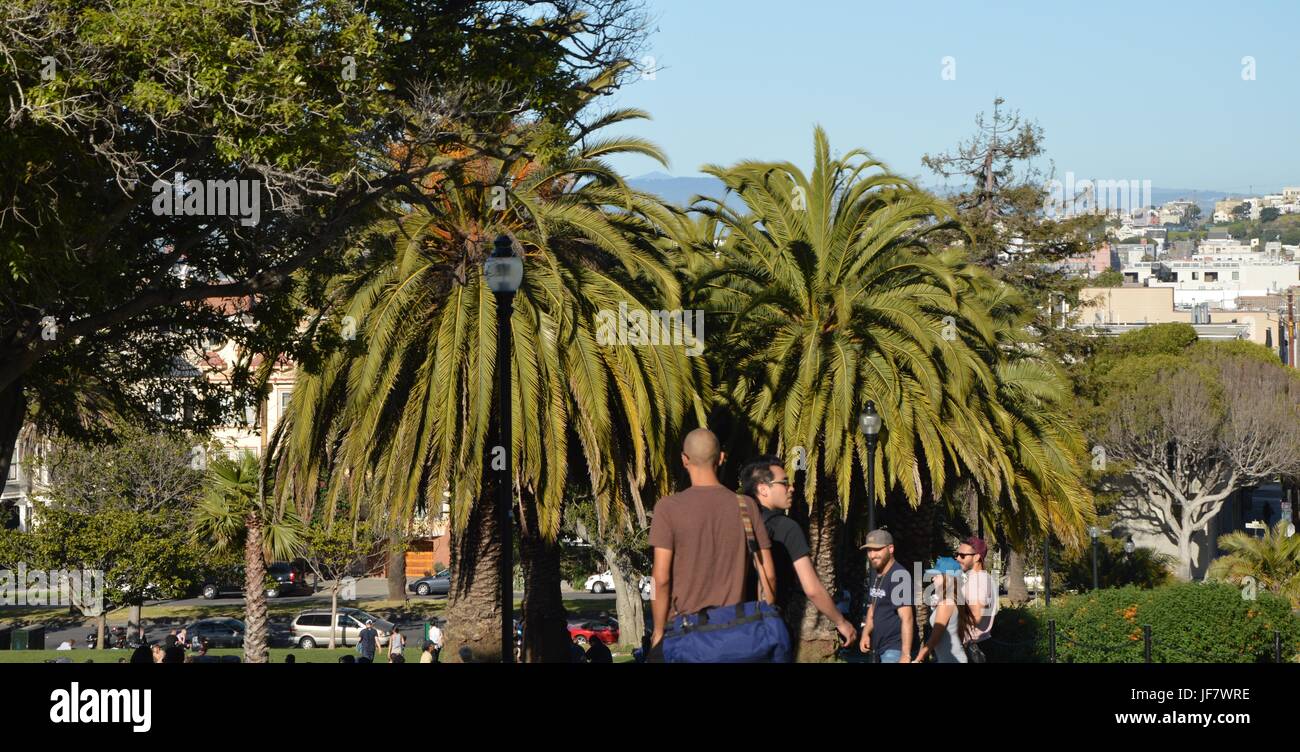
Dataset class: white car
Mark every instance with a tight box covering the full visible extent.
[584,571,652,597]
[584,571,615,594]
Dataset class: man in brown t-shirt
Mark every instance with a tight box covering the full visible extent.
[648,428,775,653]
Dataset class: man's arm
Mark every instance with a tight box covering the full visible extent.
[650,546,673,646]
[793,556,856,645]
[964,576,985,642]
[758,548,777,605]
[898,605,915,662]
[858,600,875,652]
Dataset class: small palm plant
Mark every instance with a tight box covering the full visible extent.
[1207,520,1300,608]
[193,451,305,663]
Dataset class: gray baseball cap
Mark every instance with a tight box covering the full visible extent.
[860,529,894,549]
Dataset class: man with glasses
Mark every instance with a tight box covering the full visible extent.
[857,530,914,663]
[740,455,857,653]
[956,537,998,663]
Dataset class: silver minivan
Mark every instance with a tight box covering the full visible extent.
[290,608,394,649]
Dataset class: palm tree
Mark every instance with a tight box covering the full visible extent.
[1208,520,1300,608]
[692,127,1093,659]
[193,451,304,663]
[271,70,705,661]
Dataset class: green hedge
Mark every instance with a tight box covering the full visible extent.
[981,582,1300,663]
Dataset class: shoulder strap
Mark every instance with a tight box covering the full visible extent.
[736,495,776,604]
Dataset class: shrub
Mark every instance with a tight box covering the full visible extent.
[983,582,1300,663]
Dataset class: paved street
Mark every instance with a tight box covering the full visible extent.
[26,578,644,651]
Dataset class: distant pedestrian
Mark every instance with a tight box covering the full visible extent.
[858,529,914,663]
[420,642,436,663]
[56,638,76,650]
[338,654,356,664]
[151,645,166,663]
[285,653,296,664]
[584,636,613,663]
[130,644,153,664]
[569,637,586,663]
[357,619,378,662]
[428,622,444,662]
[388,624,406,661]
[913,557,966,664]
[648,428,788,662]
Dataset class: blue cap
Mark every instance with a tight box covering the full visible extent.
[924,556,962,578]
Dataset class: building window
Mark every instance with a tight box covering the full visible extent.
[7,452,16,481]
[1204,272,1218,282]
[1192,271,1199,280]
[280,390,293,415]
[1232,271,1239,281]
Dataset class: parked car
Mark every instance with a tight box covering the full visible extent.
[583,571,652,597]
[568,618,619,646]
[199,561,312,600]
[289,608,393,649]
[408,570,451,597]
[584,571,615,594]
[185,618,246,650]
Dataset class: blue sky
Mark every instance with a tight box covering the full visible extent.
[602,0,1297,192]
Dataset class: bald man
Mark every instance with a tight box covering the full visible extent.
[647,428,777,660]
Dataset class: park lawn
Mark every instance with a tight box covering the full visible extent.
[2,647,636,663]
[0,648,399,663]
[1,597,451,629]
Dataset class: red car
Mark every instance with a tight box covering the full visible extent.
[568,620,619,646]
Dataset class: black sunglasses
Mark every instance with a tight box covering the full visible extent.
[765,479,791,487]
[955,552,975,558]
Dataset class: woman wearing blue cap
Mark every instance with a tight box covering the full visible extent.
[914,557,967,664]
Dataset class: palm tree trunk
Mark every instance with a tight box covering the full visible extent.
[793,485,842,662]
[386,535,406,601]
[517,490,570,662]
[243,512,269,664]
[444,490,504,662]
[888,494,936,636]
[606,546,645,650]
[1005,548,1029,605]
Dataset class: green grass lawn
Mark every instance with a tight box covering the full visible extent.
[0,596,451,630]
[3,646,637,664]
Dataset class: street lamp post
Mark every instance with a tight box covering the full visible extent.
[1089,526,1101,591]
[857,400,882,661]
[1043,536,1051,608]
[858,401,882,535]
[484,234,523,663]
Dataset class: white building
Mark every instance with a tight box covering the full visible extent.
[1122,257,1300,309]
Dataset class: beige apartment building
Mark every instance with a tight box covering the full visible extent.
[1076,286,1279,346]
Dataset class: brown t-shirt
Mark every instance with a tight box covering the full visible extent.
[648,484,771,618]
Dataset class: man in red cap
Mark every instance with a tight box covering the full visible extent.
[956,537,998,663]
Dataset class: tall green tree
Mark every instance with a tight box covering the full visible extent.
[192,451,304,663]
[923,99,1104,600]
[0,0,653,489]
[692,127,1092,658]
[271,78,703,661]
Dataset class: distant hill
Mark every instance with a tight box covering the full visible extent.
[628,173,1235,217]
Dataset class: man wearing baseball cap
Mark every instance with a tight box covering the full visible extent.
[856,529,914,663]
[956,537,998,663]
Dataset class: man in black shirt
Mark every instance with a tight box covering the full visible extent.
[858,529,914,663]
[739,455,857,651]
